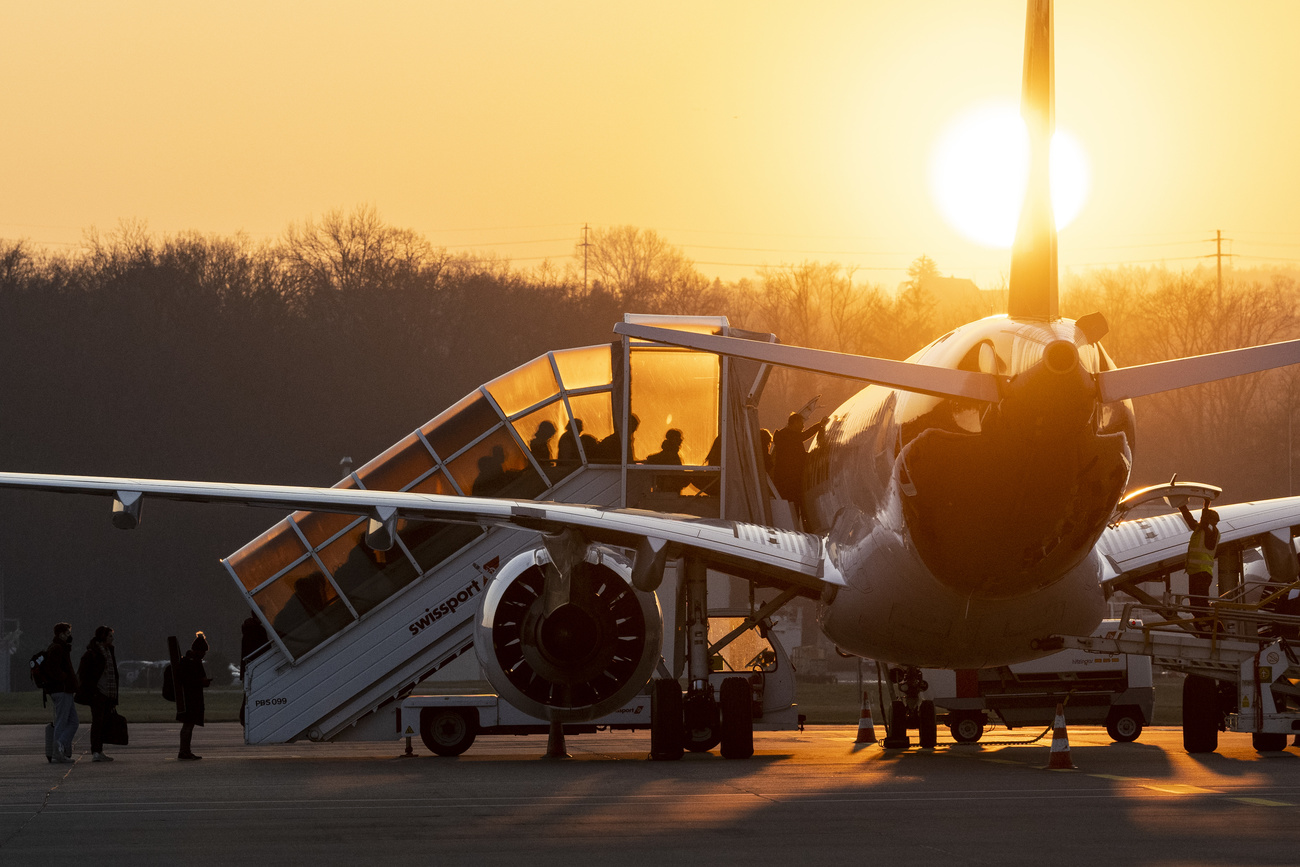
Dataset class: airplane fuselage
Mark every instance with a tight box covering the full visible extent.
[809,314,1135,667]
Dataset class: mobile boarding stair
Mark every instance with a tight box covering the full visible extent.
[230,315,777,745]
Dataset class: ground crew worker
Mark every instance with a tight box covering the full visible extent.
[1180,505,1220,631]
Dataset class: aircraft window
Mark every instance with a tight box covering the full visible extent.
[445,426,546,499]
[629,350,719,465]
[254,559,355,659]
[512,400,580,484]
[486,355,560,418]
[227,521,309,592]
[566,392,615,462]
[355,433,437,492]
[315,523,419,618]
[553,345,613,391]
[422,392,501,462]
[707,617,777,673]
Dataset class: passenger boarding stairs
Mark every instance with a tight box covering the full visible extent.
[231,316,775,745]
[240,468,622,744]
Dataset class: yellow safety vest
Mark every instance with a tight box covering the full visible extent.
[1186,527,1214,575]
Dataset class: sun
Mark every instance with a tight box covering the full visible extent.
[930,102,1089,248]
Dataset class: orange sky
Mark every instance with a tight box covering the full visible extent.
[4,1,1299,288]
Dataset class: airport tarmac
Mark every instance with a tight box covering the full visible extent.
[1,722,1297,865]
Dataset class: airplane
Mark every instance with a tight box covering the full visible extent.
[4,0,1300,756]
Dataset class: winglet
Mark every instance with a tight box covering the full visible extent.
[1007,0,1058,321]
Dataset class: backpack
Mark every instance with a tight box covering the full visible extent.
[29,651,49,692]
[162,663,176,702]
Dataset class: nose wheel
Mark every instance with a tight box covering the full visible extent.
[881,666,937,749]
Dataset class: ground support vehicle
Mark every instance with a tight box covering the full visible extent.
[923,620,1154,744]
[1063,603,1300,753]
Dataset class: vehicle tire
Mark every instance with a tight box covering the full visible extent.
[883,700,910,749]
[719,677,754,759]
[650,678,684,761]
[918,700,937,749]
[420,707,478,757]
[1106,707,1144,743]
[1252,731,1288,752]
[949,713,984,744]
[1182,674,1219,754]
[683,692,721,752]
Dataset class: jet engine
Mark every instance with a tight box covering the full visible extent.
[474,544,663,722]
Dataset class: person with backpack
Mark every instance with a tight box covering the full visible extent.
[76,626,120,762]
[44,622,79,763]
[176,631,212,760]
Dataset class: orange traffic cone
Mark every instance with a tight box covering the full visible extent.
[854,692,877,745]
[1046,702,1076,770]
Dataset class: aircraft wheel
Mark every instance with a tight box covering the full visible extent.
[882,700,910,749]
[1182,674,1219,754]
[420,707,478,757]
[1106,707,1144,743]
[719,677,754,759]
[683,692,721,752]
[1252,731,1288,752]
[918,700,938,749]
[650,678,684,761]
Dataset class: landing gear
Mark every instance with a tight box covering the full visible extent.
[1182,674,1220,754]
[420,707,478,756]
[683,690,721,752]
[883,700,910,749]
[917,700,938,749]
[881,665,931,749]
[649,677,754,760]
[650,678,683,761]
[719,677,754,759]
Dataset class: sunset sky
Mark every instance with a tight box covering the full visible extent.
[4,1,1299,288]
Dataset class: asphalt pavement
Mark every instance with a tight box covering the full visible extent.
[1,722,1297,865]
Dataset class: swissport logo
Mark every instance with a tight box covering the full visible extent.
[406,556,500,637]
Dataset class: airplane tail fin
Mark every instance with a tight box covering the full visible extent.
[1007,0,1058,321]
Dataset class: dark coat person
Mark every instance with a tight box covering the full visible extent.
[76,626,120,762]
[176,631,212,760]
[771,412,824,526]
[45,622,79,763]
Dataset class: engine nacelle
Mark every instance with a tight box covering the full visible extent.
[474,544,662,722]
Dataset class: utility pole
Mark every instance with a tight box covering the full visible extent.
[579,223,591,294]
[1206,229,1232,307]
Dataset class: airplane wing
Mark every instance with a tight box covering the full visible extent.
[1097,495,1300,596]
[1097,339,1300,403]
[0,471,835,594]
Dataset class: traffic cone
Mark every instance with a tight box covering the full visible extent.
[1046,702,1076,770]
[854,692,877,745]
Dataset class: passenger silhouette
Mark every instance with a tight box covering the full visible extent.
[558,418,600,463]
[594,413,639,464]
[528,420,557,466]
[772,411,824,525]
[472,445,508,495]
[646,428,689,494]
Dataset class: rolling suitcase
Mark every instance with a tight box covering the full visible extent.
[44,723,55,763]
